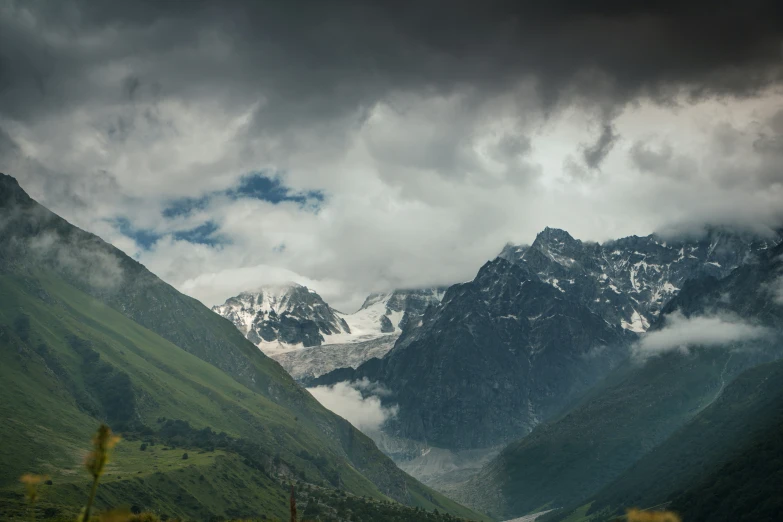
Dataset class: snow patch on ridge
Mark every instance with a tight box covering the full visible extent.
[621,310,649,333]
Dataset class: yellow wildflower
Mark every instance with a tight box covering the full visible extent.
[626,508,682,522]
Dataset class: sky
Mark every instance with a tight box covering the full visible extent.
[2,1,783,311]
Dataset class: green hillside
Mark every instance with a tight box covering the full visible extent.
[0,174,487,521]
[669,415,783,522]
[453,348,746,519]
[544,357,783,522]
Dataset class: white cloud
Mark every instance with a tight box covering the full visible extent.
[179,262,347,311]
[4,1,783,314]
[307,380,398,434]
[4,50,783,312]
[634,312,772,359]
[27,230,125,290]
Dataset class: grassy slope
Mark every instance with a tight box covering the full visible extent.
[668,417,783,522]
[0,268,486,521]
[454,347,766,520]
[545,357,783,522]
[0,173,487,520]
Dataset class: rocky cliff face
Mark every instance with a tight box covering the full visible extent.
[499,226,779,332]
[212,284,350,349]
[315,257,632,450]
[314,226,781,455]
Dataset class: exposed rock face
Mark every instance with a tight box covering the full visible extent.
[275,336,398,384]
[212,284,350,348]
[314,226,781,454]
[457,240,783,520]
[379,314,394,333]
[498,226,779,332]
[316,257,632,450]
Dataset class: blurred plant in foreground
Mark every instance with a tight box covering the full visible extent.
[626,508,682,522]
[80,424,121,522]
[20,473,48,522]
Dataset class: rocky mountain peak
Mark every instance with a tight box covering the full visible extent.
[212,283,350,350]
[358,292,391,311]
[0,173,34,209]
[499,226,781,333]
[532,226,581,249]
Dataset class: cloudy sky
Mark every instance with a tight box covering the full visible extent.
[2,1,783,310]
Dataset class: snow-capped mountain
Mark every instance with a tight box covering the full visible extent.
[211,283,350,352]
[276,288,447,381]
[213,285,446,380]
[357,287,449,335]
[458,237,783,520]
[498,226,780,333]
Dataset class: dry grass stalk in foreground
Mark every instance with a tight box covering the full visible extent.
[289,484,297,522]
[81,424,121,522]
[20,473,48,522]
[626,508,682,522]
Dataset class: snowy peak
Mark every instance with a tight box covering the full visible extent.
[212,283,350,351]
[338,287,446,342]
[221,283,310,317]
[267,288,445,382]
[499,226,782,332]
[531,227,582,254]
[358,292,393,311]
[360,287,446,313]
[214,284,446,362]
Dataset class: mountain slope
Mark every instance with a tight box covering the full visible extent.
[668,401,783,522]
[0,173,486,521]
[455,349,754,519]
[318,257,631,451]
[315,227,777,455]
[549,357,783,522]
[308,225,779,500]
[456,240,783,520]
[540,240,783,521]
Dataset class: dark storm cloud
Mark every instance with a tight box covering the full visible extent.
[2,0,783,128]
[583,123,619,169]
[4,0,783,310]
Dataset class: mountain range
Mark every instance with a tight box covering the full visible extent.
[498,226,778,332]
[214,285,445,382]
[211,221,781,506]
[309,226,778,456]
[531,237,783,522]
